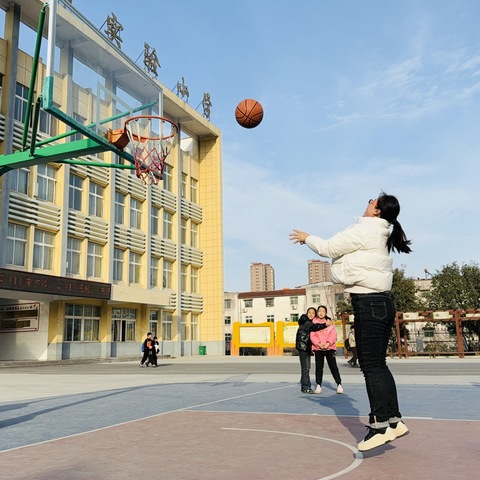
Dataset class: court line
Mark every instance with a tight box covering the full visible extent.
[2,381,478,455]
[223,427,363,480]
[0,383,296,453]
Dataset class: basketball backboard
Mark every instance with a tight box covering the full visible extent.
[43,0,163,140]
[0,0,165,173]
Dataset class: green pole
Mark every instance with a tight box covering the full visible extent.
[21,2,47,150]
[29,97,42,156]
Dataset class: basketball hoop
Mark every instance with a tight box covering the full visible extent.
[123,115,178,185]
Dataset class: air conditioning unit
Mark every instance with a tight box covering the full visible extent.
[242,309,247,313]
[292,305,297,310]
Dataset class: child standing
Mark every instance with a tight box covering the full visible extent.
[295,308,326,394]
[310,307,343,394]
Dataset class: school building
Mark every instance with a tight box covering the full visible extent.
[0,0,224,361]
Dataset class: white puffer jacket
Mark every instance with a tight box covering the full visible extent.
[305,217,393,293]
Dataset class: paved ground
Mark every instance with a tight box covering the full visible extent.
[0,355,479,479]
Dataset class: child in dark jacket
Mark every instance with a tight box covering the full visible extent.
[296,308,327,393]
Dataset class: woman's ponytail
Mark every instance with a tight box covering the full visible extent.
[388,219,412,254]
[376,193,412,254]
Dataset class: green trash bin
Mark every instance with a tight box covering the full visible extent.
[199,346,207,355]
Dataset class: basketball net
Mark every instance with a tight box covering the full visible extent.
[124,116,178,185]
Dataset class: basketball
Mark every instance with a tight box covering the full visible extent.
[235,99,264,129]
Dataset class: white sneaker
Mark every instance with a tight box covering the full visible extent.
[314,385,322,394]
[390,421,410,439]
[358,426,396,452]
[336,384,344,394]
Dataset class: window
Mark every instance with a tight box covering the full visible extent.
[163,260,173,288]
[113,248,124,282]
[150,257,159,287]
[181,173,187,199]
[163,164,172,191]
[245,316,253,324]
[8,168,30,194]
[181,314,188,340]
[224,299,231,309]
[267,315,275,323]
[129,251,142,284]
[6,223,27,267]
[225,316,231,325]
[181,264,187,291]
[162,311,172,340]
[191,314,199,341]
[265,298,274,307]
[66,237,81,275]
[149,310,159,338]
[244,299,253,308]
[89,182,104,217]
[115,192,126,224]
[290,296,299,306]
[130,197,142,229]
[312,294,321,304]
[290,314,299,322]
[14,83,28,122]
[36,164,57,202]
[191,267,199,293]
[191,222,198,248]
[151,206,160,235]
[111,307,136,342]
[64,304,101,342]
[33,229,54,270]
[87,242,103,278]
[39,109,55,135]
[163,211,173,239]
[190,178,198,203]
[72,113,86,141]
[69,174,83,211]
[181,218,187,244]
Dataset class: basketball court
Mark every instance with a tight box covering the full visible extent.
[0,356,478,479]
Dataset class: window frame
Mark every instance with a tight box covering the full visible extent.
[87,241,103,278]
[88,181,104,218]
[64,304,101,342]
[33,229,55,271]
[6,223,27,267]
[69,173,83,211]
[36,164,57,203]
[66,236,81,275]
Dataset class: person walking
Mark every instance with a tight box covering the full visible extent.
[140,332,153,367]
[290,192,411,452]
[347,325,359,368]
[310,315,343,394]
[296,308,327,394]
[149,336,159,367]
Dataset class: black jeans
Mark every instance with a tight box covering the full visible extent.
[298,350,312,390]
[351,292,402,428]
[314,349,342,386]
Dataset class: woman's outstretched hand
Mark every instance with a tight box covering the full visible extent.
[289,229,309,245]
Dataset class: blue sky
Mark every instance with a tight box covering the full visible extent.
[20,1,480,291]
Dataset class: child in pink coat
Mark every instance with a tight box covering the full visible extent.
[310,306,343,394]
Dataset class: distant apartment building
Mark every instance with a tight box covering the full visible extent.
[250,262,275,292]
[308,260,331,284]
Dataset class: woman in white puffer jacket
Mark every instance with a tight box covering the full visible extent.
[290,192,412,452]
